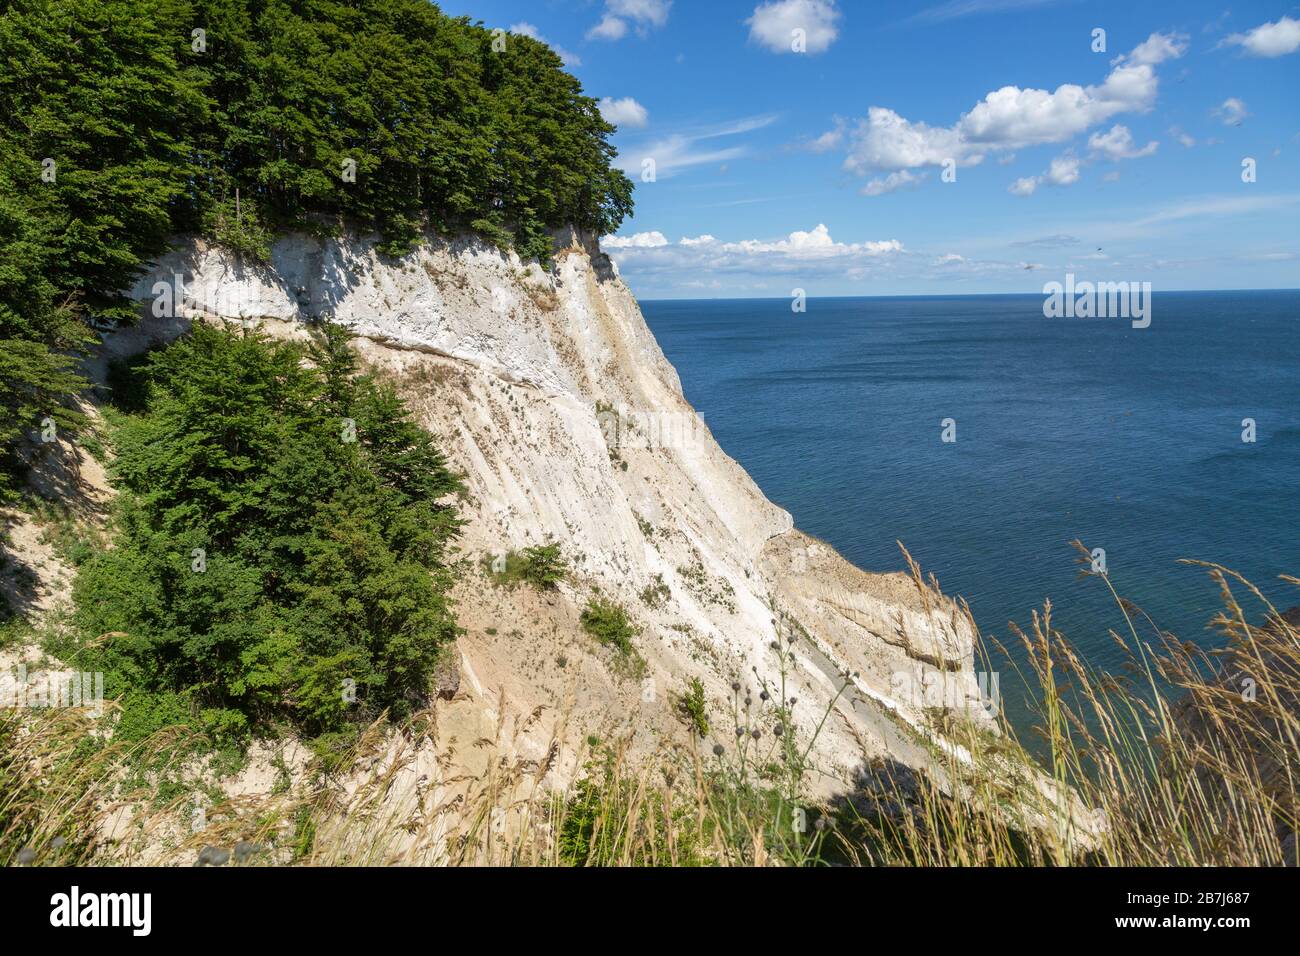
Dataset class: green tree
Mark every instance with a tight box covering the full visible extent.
[0,0,634,493]
[73,324,462,739]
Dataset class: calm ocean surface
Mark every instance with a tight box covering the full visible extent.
[643,291,1300,731]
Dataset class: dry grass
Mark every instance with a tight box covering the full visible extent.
[3,549,1297,867]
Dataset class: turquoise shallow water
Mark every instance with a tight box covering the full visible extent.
[642,291,1300,731]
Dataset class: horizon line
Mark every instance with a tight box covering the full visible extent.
[637,287,1300,303]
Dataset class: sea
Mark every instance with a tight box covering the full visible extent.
[643,291,1300,733]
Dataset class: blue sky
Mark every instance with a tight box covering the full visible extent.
[442,0,1300,298]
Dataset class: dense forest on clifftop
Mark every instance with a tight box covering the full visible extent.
[0,0,635,495]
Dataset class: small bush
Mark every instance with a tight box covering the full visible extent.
[580,598,637,655]
[484,543,568,591]
[201,197,274,263]
[521,543,567,590]
[677,677,709,737]
[639,573,670,609]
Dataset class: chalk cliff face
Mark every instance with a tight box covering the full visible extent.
[120,229,995,792]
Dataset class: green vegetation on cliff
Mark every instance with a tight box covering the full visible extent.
[65,323,462,742]
[0,0,633,495]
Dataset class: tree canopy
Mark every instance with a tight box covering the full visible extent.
[0,0,634,494]
[72,323,463,741]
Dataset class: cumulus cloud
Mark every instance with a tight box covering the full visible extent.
[1045,155,1081,184]
[599,97,649,128]
[1007,154,1079,196]
[510,23,582,67]
[587,0,673,41]
[603,231,669,249]
[842,108,970,171]
[720,223,901,257]
[601,224,1068,293]
[747,0,841,54]
[1224,16,1300,58]
[1088,124,1158,160]
[1111,31,1188,67]
[861,169,929,196]
[825,32,1184,179]
[1214,97,1249,126]
[601,224,903,283]
[587,15,628,40]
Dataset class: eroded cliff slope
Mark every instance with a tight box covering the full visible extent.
[115,228,995,794]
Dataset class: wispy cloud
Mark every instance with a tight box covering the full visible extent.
[905,0,1062,26]
[1129,194,1300,229]
[615,115,779,179]
[1213,97,1249,127]
[509,23,581,68]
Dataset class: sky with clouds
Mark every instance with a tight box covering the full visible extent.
[441,0,1300,298]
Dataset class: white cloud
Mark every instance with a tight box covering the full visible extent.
[587,15,628,40]
[721,223,901,257]
[1214,97,1249,126]
[1169,125,1196,148]
[1128,193,1300,229]
[615,115,778,179]
[843,108,971,171]
[599,97,649,128]
[1045,155,1080,184]
[510,23,581,67]
[1112,31,1188,66]
[601,224,904,283]
[861,169,929,196]
[907,0,1063,24]
[1008,176,1039,196]
[587,0,673,41]
[805,118,846,152]
[1088,124,1158,160]
[747,0,841,54]
[836,33,1183,178]
[1007,154,1079,196]
[603,231,669,249]
[1224,16,1300,58]
[607,222,1111,292]
[960,64,1156,146]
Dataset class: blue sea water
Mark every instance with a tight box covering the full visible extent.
[643,291,1300,731]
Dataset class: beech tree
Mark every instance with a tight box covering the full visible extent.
[0,0,634,494]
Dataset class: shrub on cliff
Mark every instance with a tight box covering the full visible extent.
[69,323,463,740]
[580,598,638,656]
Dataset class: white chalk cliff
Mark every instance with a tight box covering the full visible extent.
[118,228,996,794]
